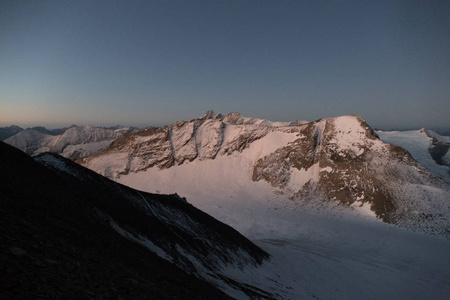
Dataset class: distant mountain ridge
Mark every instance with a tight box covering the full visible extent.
[0,125,23,140]
[200,110,308,127]
[377,128,450,184]
[78,111,450,237]
[29,126,68,136]
[0,125,68,141]
[4,125,139,160]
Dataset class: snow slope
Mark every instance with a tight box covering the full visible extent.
[377,129,450,184]
[118,150,450,300]
[250,211,450,300]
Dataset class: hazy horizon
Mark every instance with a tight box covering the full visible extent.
[1,1,449,131]
[2,110,450,135]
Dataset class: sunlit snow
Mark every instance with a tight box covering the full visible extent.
[117,136,450,299]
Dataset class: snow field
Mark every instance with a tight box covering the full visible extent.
[119,155,450,299]
[81,115,450,299]
[115,130,450,299]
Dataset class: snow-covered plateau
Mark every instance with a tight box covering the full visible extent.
[75,112,450,299]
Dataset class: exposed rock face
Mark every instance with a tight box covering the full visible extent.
[0,142,270,299]
[79,112,450,237]
[4,125,138,160]
[78,112,276,175]
[252,116,449,228]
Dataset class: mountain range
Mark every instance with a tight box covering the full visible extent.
[3,112,449,236]
[2,112,450,299]
[4,125,139,160]
[75,111,450,237]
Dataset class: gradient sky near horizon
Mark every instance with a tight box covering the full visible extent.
[1,0,449,130]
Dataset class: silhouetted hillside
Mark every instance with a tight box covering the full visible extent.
[0,142,269,299]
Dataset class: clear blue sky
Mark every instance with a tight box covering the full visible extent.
[1,0,449,130]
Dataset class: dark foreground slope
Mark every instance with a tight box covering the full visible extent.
[0,142,269,299]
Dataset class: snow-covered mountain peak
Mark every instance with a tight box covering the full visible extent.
[325,115,381,153]
[222,112,243,123]
[199,110,223,120]
[223,112,296,126]
[199,110,307,127]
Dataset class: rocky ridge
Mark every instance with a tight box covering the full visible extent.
[79,112,450,237]
[79,112,283,175]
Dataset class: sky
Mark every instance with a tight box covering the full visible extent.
[1,0,449,130]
